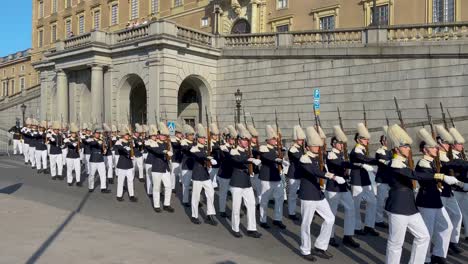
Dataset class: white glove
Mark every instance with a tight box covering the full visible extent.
[72,143,77,147]
[325,172,334,179]
[282,160,290,167]
[220,145,229,152]
[443,175,459,185]
[379,159,389,165]
[124,146,131,151]
[210,159,218,166]
[456,181,465,188]
[275,158,283,163]
[334,176,346,185]
[166,151,173,157]
[49,137,55,142]
[464,183,468,192]
[252,159,261,166]
[362,164,374,172]
[207,156,214,160]
[86,138,94,143]
[64,138,70,143]
[138,142,142,146]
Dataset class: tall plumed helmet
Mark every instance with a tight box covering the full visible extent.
[135,123,144,133]
[183,124,195,135]
[356,123,370,139]
[103,123,112,132]
[247,124,258,137]
[175,122,183,133]
[305,126,323,147]
[332,125,348,143]
[26,117,32,125]
[119,125,131,136]
[227,125,238,138]
[387,124,413,149]
[293,125,306,140]
[196,123,207,138]
[149,124,158,136]
[158,122,170,135]
[236,123,251,140]
[449,127,465,144]
[417,127,437,149]
[435,125,454,144]
[142,124,149,134]
[209,123,219,135]
[52,121,61,130]
[265,125,278,139]
[111,124,117,132]
[69,123,79,133]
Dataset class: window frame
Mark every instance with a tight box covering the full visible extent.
[93,8,101,30]
[151,0,160,14]
[277,0,288,10]
[130,0,139,20]
[38,0,44,18]
[201,17,210,28]
[38,28,44,48]
[310,4,340,30]
[78,13,85,35]
[20,77,25,92]
[363,0,394,26]
[51,23,57,42]
[173,0,183,8]
[10,79,15,95]
[110,2,119,26]
[65,18,72,38]
[51,0,58,13]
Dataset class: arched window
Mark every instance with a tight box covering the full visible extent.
[231,19,251,34]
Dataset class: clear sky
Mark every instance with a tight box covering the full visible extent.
[0,1,32,57]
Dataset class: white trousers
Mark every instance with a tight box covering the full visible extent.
[191,180,216,218]
[217,176,230,213]
[288,178,301,215]
[61,148,67,164]
[352,185,377,230]
[35,150,48,170]
[441,196,462,243]
[89,162,107,190]
[105,156,114,179]
[66,158,81,184]
[230,187,257,232]
[23,144,29,162]
[132,156,144,179]
[152,171,172,208]
[300,199,335,255]
[454,191,468,237]
[326,191,356,237]
[181,169,192,203]
[252,174,261,205]
[418,207,453,261]
[117,168,134,198]
[29,147,36,167]
[145,164,153,195]
[49,154,63,177]
[259,180,284,223]
[170,162,181,190]
[386,212,430,264]
[208,167,219,188]
[376,183,390,223]
[84,154,90,174]
[13,139,23,154]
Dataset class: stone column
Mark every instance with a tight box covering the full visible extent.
[56,70,69,122]
[91,65,104,123]
[103,66,115,124]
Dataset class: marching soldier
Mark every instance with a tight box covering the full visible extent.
[64,123,82,186]
[181,124,196,206]
[325,125,360,248]
[449,127,468,242]
[28,120,38,169]
[111,125,119,169]
[258,125,287,229]
[61,124,68,167]
[229,124,262,238]
[209,123,221,189]
[436,125,465,254]
[375,126,393,228]
[144,126,156,196]
[34,121,48,174]
[81,123,92,176]
[190,124,217,226]
[87,125,111,193]
[416,127,459,264]
[350,123,380,236]
[21,118,32,165]
[384,124,431,264]
[47,121,64,180]
[8,119,23,155]
[286,125,305,221]
[170,123,184,192]
[149,122,174,213]
[247,124,261,205]
[217,125,237,218]
[102,124,114,184]
[133,124,145,182]
[299,126,343,261]
[115,125,138,202]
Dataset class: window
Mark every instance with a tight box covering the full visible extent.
[276,24,289,32]
[93,10,101,30]
[12,67,15,74]
[38,1,44,18]
[174,0,183,8]
[201,17,209,27]
[320,15,335,30]
[2,81,8,97]
[370,4,389,26]
[51,24,57,42]
[78,15,85,34]
[277,0,288,9]
[131,0,139,20]
[20,78,25,91]
[111,4,118,25]
[21,65,25,72]
[52,0,57,13]
[151,0,159,13]
[38,29,44,47]
[65,0,71,8]
[433,0,455,23]
[11,80,15,94]
[65,19,72,37]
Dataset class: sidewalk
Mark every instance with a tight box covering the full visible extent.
[0,194,270,264]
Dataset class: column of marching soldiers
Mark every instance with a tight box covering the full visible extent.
[7,114,468,264]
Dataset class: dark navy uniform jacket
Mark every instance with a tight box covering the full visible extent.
[217,144,233,179]
[452,150,468,193]
[103,135,113,156]
[171,137,183,163]
[259,144,282,182]
[189,144,210,181]
[349,144,379,186]
[181,139,195,170]
[415,156,442,209]
[286,143,305,180]
[144,139,155,165]
[89,139,104,163]
[375,146,393,184]
[65,138,80,159]
[210,140,222,169]
[298,152,328,201]
[115,140,133,169]
[326,148,352,193]
[252,143,260,174]
[147,140,171,173]
[229,146,253,188]
[21,128,31,145]
[439,150,468,197]
[385,156,435,215]
[48,133,63,155]
[133,136,144,158]
[8,126,21,140]
[34,131,47,151]
[82,135,91,155]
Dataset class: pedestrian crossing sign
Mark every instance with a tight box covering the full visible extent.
[167,121,176,136]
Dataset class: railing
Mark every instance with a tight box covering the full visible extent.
[64,33,91,49]
[292,29,363,46]
[224,33,277,47]
[0,129,11,156]
[387,22,468,42]
[176,25,213,46]
[116,24,150,43]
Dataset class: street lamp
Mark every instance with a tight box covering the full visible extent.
[234,89,243,124]
[20,103,27,126]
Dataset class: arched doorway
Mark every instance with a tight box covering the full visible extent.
[231,19,251,34]
[118,74,147,126]
[177,76,211,127]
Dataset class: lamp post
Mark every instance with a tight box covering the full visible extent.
[20,103,27,126]
[234,89,243,124]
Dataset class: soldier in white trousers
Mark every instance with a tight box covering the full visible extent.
[65,123,82,186]
[132,124,145,182]
[208,123,221,189]
[170,123,184,191]
[144,130,155,196]
[34,121,48,174]
[286,125,305,220]
[375,129,393,228]
[247,124,261,205]
[217,125,237,217]
[47,121,64,180]
[180,124,195,206]
[8,121,23,155]
[21,120,31,164]
[87,127,111,193]
[115,125,138,202]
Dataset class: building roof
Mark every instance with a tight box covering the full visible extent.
[0,49,31,65]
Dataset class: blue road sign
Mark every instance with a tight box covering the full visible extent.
[314,88,320,99]
[167,121,176,135]
[314,100,320,110]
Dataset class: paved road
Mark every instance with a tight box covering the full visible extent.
[0,155,467,264]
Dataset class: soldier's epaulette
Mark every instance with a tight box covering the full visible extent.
[417,158,432,169]
[300,154,312,164]
[439,152,450,162]
[259,145,269,153]
[376,147,386,155]
[170,137,177,143]
[289,145,299,153]
[327,151,338,160]
[181,139,188,146]
[390,158,406,169]
[230,148,240,156]
[190,146,200,153]
[354,146,365,155]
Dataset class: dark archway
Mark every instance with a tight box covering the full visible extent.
[130,81,147,125]
[231,19,251,34]
[178,79,201,127]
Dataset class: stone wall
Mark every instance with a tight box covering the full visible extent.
[0,87,41,131]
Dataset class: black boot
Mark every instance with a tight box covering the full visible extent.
[101,189,111,193]
[329,238,340,247]
[116,196,124,202]
[375,222,388,228]
[232,231,242,238]
[154,207,162,213]
[272,220,286,229]
[246,230,262,238]
[259,222,270,229]
[129,196,138,202]
[302,254,317,262]
[219,212,228,218]
[430,255,446,264]
[52,176,57,180]
[343,236,360,248]
[191,217,201,225]
[163,206,175,213]
[312,248,333,259]
[364,226,379,236]
[206,215,218,226]
[288,214,300,221]
[449,242,463,254]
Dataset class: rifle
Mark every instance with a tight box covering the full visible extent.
[274,109,283,173]
[362,104,369,156]
[394,97,415,188]
[440,102,448,129]
[385,113,390,127]
[440,102,454,160]
[337,107,349,161]
[76,113,81,152]
[447,109,455,128]
[313,106,325,186]
[251,116,256,128]
[298,113,302,127]
[426,104,443,188]
[127,112,135,158]
[205,106,212,168]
